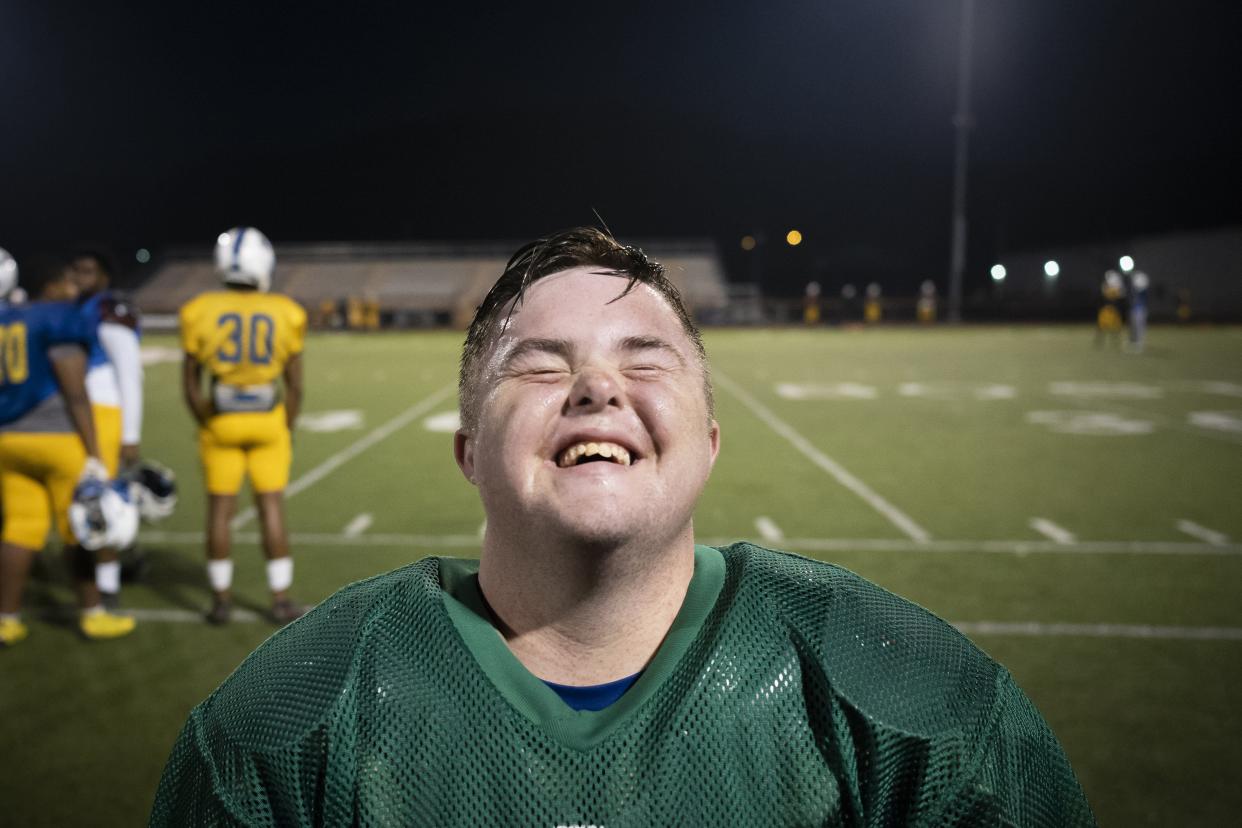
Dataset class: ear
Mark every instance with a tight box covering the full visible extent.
[454,430,477,484]
[706,418,721,468]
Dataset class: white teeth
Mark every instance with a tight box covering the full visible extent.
[557,441,633,468]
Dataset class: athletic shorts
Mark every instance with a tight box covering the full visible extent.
[93,404,122,476]
[0,432,86,549]
[198,404,292,495]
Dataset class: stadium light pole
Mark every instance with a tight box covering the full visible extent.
[946,0,976,323]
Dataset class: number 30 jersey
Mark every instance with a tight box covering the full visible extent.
[178,291,307,386]
[0,301,97,426]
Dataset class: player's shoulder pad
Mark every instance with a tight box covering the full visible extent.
[200,558,443,750]
[98,292,140,330]
[721,541,1003,735]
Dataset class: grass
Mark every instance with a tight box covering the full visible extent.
[2,324,1240,825]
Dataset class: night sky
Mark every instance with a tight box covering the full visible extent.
[3,0,1239,294]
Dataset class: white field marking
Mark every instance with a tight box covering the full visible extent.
[139,530,1242,556]
[343,513,373,537]
[1188,410,1242,435]
[423,410,462,433]
[1049,381,1163,399]
[774,382,877,401]
[52,605,1242,641]
[1025,410,1154,436]
[954,621,1242,641]
[1176,519,1229,546]
[715,370,931,543]
[754,516,785,544]
[1029,518,1076,544]
[231,383,456,529]
[138,345,182,366]
[298,410,365,432]
[1198,381,1242,398]
[975,384,1016,400]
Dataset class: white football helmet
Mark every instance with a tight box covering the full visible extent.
[214,226,275,292]
[0,246,17,299]
[1131,271,1150,292]
[69,477,140,551]
[127,459,178,523]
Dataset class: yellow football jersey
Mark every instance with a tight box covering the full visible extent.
[180,291,307,385]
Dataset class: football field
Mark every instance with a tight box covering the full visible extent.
[3,325,1241,825]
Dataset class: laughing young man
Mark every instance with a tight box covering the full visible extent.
[152,228,1095,826]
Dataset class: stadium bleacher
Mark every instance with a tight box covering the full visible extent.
[135,240,729,328]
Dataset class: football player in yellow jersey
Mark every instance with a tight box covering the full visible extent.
[180,227,306,625]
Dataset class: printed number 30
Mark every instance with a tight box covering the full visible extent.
[217,313,274,365]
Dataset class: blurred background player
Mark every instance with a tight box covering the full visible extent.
[180,227,306,624]
[917,279,938,323]
[0,248,135,645]
[1128,269,1150,353]
[60,251,146,608]
[863,281,883,323]
[802,280,821,325]
[1096,269,1125,349]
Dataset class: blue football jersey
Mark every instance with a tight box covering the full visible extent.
[0,301,98,425]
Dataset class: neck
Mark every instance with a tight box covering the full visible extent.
[476,523,697,686]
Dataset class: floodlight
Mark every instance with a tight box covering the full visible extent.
[1119,255,1134,273]
[786,229,803,246]
[1044,260,1060,278]
[990,264,1006,282]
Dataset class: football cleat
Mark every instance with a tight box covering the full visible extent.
[0,617,29,647]
[205,599,232,626]
[79,609,136,640]
[69,477,140,551]
[271,599,307,625]
[0,246,17,299]
[125,459,178,523]
[215,226,275,292]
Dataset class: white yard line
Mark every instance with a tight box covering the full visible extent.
[754,516,785,544]
[714,370,931,543]
[1029,518,1076,544]
[58,606,1242,641]
[139,531,1242,556]
[342,513,373,538]
[954,621,1242,641]
[1176,519,1229,546]
[231,384,456,528]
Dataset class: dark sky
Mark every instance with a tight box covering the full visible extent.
[3,0,1239,294]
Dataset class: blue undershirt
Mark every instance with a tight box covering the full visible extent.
[543,672,643,711]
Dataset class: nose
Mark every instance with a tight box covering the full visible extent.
[566,367,624,414]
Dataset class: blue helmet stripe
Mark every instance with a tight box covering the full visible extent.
[231,227,248,271]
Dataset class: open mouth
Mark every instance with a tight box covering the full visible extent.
[557,441,633,468]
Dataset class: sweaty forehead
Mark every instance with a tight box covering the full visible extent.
[501,268,685,341]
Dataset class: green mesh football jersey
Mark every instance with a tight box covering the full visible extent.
[150,543,1095,826]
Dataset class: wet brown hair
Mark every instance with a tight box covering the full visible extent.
[458,227,711,432]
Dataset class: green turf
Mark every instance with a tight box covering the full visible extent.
[2,325,1240,825]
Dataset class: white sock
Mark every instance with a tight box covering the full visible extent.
[96,561,121,594]
[81,605,104,617]
[0,612,21,623]
[266,557,293,593]
[207,559,234,592]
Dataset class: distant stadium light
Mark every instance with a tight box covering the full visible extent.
[785,229,803,246]
[740,235,757,251]
[990,264,1006,282]
[1119,255,1134,273]
[1044,260,1060,278]
[135,248,151,264]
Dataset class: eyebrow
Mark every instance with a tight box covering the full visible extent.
[619,335,686,366]
[500,337,574,370]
